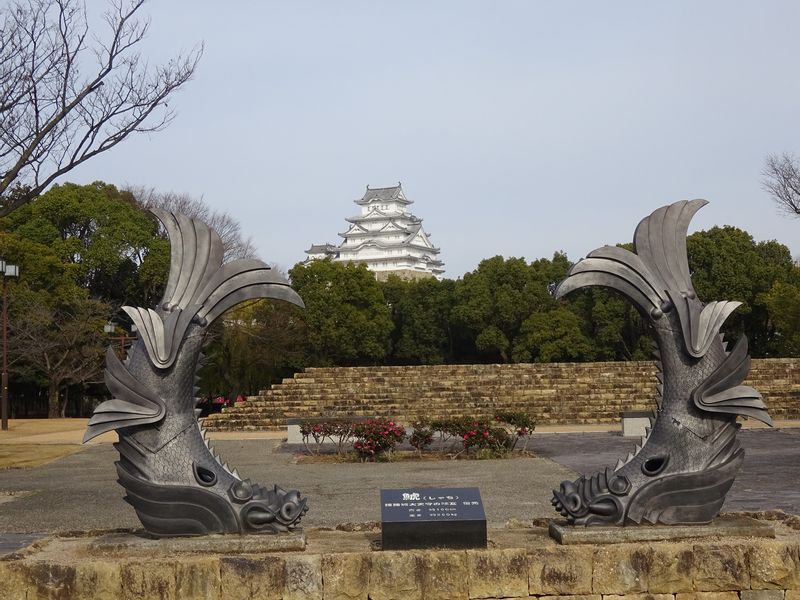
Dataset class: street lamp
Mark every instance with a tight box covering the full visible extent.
[104,322,138,360]
[1,260,19,431]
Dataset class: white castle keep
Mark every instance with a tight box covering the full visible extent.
[305,184,444,280]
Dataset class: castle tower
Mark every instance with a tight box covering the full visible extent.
[305,183,444,280]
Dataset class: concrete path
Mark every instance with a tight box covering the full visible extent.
[0,425,797,535]
[529,428,800,513]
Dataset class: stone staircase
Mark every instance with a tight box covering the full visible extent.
[201,358,800,432]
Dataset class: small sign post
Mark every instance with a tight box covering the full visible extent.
[380,487,487,550]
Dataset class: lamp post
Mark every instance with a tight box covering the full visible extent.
[1,261,19,431]
[104,322,138,360]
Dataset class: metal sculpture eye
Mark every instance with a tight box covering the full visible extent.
[552,200,772,526]
[194,464,218,487]
[641,455,669,477]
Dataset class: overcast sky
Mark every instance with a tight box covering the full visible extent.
[70,1,800,277]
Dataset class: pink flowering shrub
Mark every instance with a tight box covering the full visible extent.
[460,421,512,455]
[300,421,334,455]
[352,418,406,461]
[300,420,355,455]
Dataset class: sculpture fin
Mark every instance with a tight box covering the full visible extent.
[555,254,663,315]
[83,348,166,443]
[633,199,707,297]
[151,209,225,312]
[138,210,304,370]
[667,293,741,358]
[692,336,772,426]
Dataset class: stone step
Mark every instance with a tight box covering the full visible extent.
[203,359,799,432]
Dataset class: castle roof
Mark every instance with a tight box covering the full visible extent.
[345,209,421,225]
[355,184,412,206]
[339,219,420,238]
[305,243,338,255]
[339,231,440,254]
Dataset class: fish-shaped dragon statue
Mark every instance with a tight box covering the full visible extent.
[552,200,772,526]
[83,210,308,536]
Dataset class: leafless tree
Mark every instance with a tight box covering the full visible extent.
[762,152,800,218]
[129,185,258,261]
[0,0,202,216]
[9,290,110,417]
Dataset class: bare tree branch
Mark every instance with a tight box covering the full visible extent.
[9,288,110,417]
[0,0,202,215]
[128,186,259,262]
[762,152,800,218]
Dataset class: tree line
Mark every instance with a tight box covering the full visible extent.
[3,180,796,418]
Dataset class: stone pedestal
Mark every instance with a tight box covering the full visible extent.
[549,515,775,545]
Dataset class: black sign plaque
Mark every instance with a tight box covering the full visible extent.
[380,487,487,550]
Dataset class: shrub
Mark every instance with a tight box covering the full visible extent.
[329,420,356,455]
[493,411,536,452]
[299,419,356,455]
[409,419,434,455]
[300,421,334,455]
[430,416,476,452]
[460,422,513,457]
[352,418,406,461]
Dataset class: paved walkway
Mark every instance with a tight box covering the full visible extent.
[0,419,797,536]
[1,418,793,444]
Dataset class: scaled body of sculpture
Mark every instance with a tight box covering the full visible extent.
[83,210,307,536]
[552,200,772,526]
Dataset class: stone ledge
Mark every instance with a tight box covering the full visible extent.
[550,516,776,545]
[88,529,306,557]
[1,517,799,599]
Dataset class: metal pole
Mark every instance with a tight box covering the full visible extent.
[2,276,7,431]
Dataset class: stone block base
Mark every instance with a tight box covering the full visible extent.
[1,516,799,599]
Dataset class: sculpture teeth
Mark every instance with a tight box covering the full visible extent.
[615,458,625,471]
[640,435,648,446]
[634,444,642,455]
[626,452,634,463]
[232,469,240,479]
[194,408,202,418]
[645,427,651,437]
[656,383,663,396]
[655,371,664,383]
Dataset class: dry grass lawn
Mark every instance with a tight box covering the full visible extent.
[0,443,85,469]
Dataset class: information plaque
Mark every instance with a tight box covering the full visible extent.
[380,487,487,550]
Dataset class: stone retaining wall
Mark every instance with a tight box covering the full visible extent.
[2,520,800,600]
[202,358,800,431]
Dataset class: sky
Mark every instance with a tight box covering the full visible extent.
[70,1,800,277]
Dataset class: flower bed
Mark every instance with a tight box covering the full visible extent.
[297,413,536,461]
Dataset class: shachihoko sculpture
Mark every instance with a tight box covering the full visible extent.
[83,210,308,536]
[552,200,772,526]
